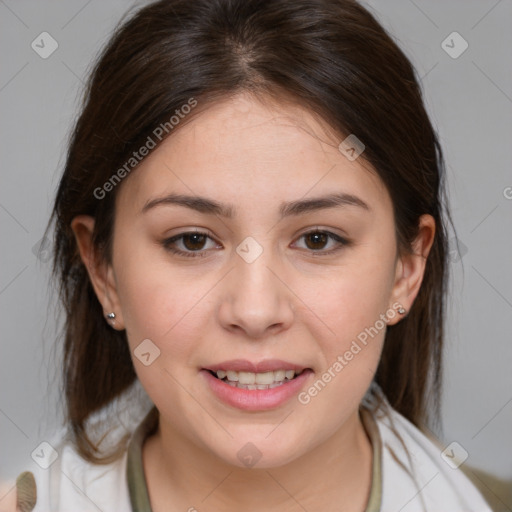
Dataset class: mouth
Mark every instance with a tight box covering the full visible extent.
[200,360,313,410]
[205,368,308,390]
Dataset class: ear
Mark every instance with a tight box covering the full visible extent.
[70,215,125,330]
[387,214,436,326]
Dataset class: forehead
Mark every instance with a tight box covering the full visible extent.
[115,92,391,220]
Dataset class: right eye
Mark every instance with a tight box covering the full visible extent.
[161,230,220,258]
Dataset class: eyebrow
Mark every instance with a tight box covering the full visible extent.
[141,191,370,218]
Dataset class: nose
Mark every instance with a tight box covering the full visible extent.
[216,247,295,339]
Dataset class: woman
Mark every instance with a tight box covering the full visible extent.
[7,0,492,510]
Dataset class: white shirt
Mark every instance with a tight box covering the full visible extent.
[9,383,492,512]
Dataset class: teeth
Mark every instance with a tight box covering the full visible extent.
[226,370,239,382]
[224,381,287,390]
[274,370,286,381]
[255,371,274,385]
[214,369,302,386]
[238,371,255,385]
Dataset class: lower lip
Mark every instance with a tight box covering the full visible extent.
[201,369,313,411]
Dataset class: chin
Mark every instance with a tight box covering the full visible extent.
[208,433,307,470]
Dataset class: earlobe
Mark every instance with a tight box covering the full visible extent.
[387,214,436,325]
[70,215,125,330]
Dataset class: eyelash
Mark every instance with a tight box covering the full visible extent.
[161,229,350,259]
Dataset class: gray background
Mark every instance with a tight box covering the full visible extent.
[1,0,511,509]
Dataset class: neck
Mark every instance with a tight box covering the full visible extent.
[143,408,373,512]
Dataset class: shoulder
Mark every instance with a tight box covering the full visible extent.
[10,431,132,512]
[9,386,156,512]
[364,384,492,512]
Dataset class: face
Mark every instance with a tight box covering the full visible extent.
[80,92,424,468]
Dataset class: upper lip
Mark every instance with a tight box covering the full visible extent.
[204,359,310,373]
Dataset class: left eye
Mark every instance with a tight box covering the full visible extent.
[293,230,348,253]
[162,229,348,258]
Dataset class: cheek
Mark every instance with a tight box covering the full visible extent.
[294,253,396,418]
[112,241,235,386]
[112,246,211,412]
[295,266,391,427]
[112,240,198,356]
[304,255,396,344]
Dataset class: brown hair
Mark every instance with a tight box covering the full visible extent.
[47,0,449,463]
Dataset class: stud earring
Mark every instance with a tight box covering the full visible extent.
[397,307,406,315]
[106,312,116,326]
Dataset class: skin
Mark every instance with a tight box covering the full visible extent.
[0,482,17,511]
[71,92,435,512]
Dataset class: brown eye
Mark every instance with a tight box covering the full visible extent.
[304,232,329,250]
[293,230,349,255]
[162,231,218,258]
[181,233,208,251]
